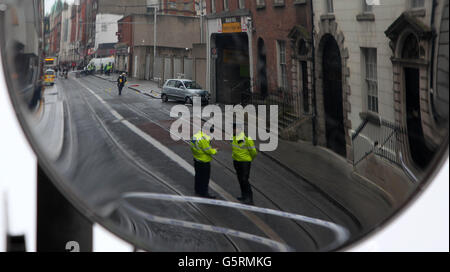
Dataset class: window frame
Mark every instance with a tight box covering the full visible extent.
[211,0,216,13]
[223,0,229,11]
[273,0,285,6]
[325,0,334,13]
[256,0,265,8]
[277,40,288,90]
[411,0,425,9]
[362,47,379,114]
[238,0,245,9]
[168,1,177,9]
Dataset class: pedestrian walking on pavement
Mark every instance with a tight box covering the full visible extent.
[231,123,258,205]
[190,126,218,199]
[117,72,127,96]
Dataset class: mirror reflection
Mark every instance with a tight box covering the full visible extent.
[1,0,448,251]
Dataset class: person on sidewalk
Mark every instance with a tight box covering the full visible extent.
[231,123,258,205]
[117,73,127,96]
[190,126,218,199]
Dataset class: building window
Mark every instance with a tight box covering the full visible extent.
[326,0,334,13]
[411,0,424,8]
[239,0,245,9]
[277,40,288,90]
[63,19,69,41]
[211,0,216,13]
[274,0,285,6]
[362,48,378,113]
[224,0,229,11]
[184,2,192,11]
[256,0,265,8]
[363,0,373,12]
[169,1,177,9]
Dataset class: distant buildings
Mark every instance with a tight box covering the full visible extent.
[115,13,205,86]
[46,0,206,73]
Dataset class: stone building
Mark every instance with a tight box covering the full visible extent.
[313,0,448,205]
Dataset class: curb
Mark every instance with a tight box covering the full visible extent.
[92,74,162,99]
[128,86,161,99]
[351,171,395,207]
[93,74,115,83]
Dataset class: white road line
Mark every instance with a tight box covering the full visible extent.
[122,193,350,251]
[75,78,287,245]
[121,196,292,252]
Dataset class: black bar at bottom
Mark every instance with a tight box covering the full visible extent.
[36,163,93,252]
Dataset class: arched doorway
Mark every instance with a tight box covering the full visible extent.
[257,38,268,97]
[322,35,346,157]
[402,34,434,169]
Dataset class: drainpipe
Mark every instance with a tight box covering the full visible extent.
[310,0,318,146]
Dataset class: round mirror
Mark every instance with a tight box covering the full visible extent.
[1,0,448,252]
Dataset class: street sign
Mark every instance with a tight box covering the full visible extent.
[222,17,242,33]
[222,22,241,33]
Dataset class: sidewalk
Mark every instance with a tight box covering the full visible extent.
[93,73,162,99]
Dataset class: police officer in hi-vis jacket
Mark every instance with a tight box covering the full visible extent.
[231,123,258,205]
[190,126,217,199]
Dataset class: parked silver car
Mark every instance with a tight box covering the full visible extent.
[161,79,210,105]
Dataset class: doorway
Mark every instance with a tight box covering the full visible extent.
[404,67,434,168]
[322,35,346,157]
[214,33,250,104]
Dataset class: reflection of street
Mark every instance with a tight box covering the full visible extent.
[29,84,64,161]
[50,74,393,251]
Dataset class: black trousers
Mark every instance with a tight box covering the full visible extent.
[118,85,124,95]
[233,161,253,200]
[194,160,211,196]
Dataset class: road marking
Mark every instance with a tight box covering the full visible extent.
[121,194,292,251]
[75,79,287,245]
[122,193,351,251]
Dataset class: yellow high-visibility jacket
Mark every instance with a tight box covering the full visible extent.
[231,132,258,162]
[190,131,217,163]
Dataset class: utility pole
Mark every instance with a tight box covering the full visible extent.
[154,6,158,62]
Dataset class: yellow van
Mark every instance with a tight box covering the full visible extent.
[44,69,56,86]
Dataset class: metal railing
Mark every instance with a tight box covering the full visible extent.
[352,118,405,167]
[240,88,303,129]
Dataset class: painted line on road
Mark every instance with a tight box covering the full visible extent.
[121,195,293,252]
[122,192,350,251]
[75,78,286,245]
